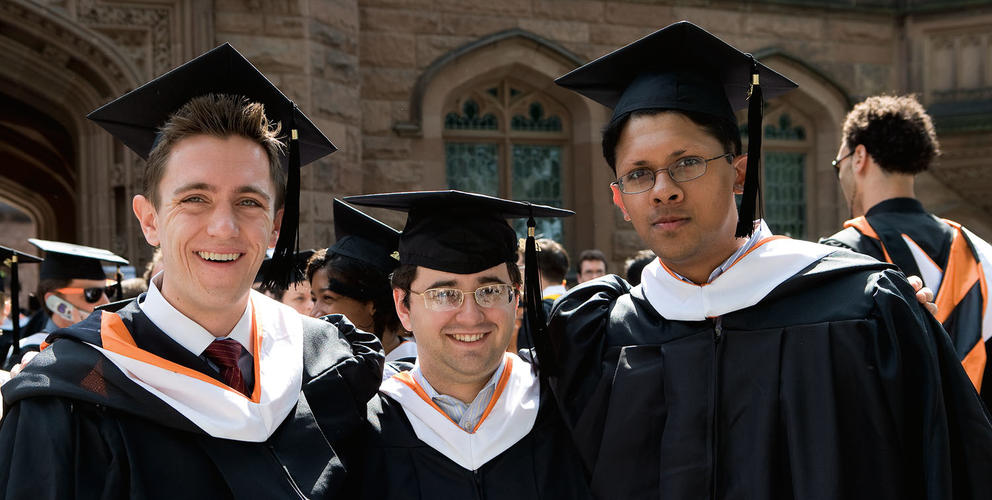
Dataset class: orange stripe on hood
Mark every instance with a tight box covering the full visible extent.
[934,227,984,390]
[843,217,892,263]
[100,309,263,403]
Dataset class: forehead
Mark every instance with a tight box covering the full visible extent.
[412,263,510,287]
[161,134,273,189]
[618,113,721,158]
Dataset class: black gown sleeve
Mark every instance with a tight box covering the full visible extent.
[0,397,126,499]
[545,276,630,471]
[300,314,384,448]
[868,269,992,498]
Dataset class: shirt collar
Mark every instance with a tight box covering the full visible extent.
[542,283,567,297]
[666,220,775,285]
[139,272,253,356]
[864,197,926,217]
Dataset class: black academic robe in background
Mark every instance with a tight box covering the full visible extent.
[0,300,382,499]
[548,251,992,500]
[821,197,992,408]
[355,385,592,500]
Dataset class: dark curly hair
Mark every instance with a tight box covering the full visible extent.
[602,109,742,173]
[842,95,940,174]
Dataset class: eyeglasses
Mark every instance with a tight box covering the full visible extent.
[611,153,734,194]
[409,283,516,312]
[56,286,110,304]
[831,151,853,176]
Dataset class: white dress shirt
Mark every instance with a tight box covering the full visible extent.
[139,273,254,387]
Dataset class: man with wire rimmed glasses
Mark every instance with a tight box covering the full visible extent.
[545,21,992,499]
[343,190,592,500]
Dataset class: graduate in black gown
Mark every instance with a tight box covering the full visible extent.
[344,190,592,500]
[546,21,992,499]
[819,95,992,409]
[0,44,383,499]
[307,199,414,380]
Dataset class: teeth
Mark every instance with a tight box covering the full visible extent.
[452,333,484,342]
[197,251,240,262]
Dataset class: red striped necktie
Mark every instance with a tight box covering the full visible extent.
[203,339,248,397]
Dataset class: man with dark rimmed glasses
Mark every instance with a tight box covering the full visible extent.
[343,190,592,500]
[9,238,128,365]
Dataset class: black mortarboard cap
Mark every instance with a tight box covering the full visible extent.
[329,199,401,274]
[0,246,42,359]
[87,43,336,290]
[344,190,572,275]
[555,20,798,237]
[29,238,128,281]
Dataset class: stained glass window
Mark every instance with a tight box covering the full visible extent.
[764,152,806,238]
[443,79,569,242]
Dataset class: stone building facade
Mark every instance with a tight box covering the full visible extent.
[2,0,991,284]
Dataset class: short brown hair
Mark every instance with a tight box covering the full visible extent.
[842,95,940,175]
[391,262,522,308]
[143,94,286,208]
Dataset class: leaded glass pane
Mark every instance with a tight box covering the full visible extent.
[511,144,563,241]
[763,151,806,238]
[445,143,499,196]
[511,102,563,132]
[445,99,498,130]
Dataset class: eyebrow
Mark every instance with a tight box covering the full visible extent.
[630,149,688,168]
[173,182,271,202]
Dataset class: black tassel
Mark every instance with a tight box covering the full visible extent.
[10,254,20,359]
[114,265,123,301]
[263,109,302,290]
[736,56,764,238]
[524,214,557,378]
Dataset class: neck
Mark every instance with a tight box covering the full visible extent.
[157,275,248,337]
[856,166,916,217]
[421,358,502,404]
[664,235,748,285]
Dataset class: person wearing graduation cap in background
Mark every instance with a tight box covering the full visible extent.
[3,238,129,367]
[544,21,992,499]
[256,249,317,316]
[0,43,383,499]
[344,190,592,500]
[0,246,42,374]
[306,199,413,380]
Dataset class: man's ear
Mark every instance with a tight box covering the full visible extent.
[852,144,870,175]
[270,207,284,248]
[132,195,160,247]
[393,288,414,331]
[732,153,748,194]
[610,184,631,222]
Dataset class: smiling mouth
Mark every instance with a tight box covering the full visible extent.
[196,251,242,262]
[450,332,487,343]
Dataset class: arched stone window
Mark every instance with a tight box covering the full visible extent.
[443,79,571,241]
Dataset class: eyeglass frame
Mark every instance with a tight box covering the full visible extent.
[610,153,735,194]
[408,283,518,312]
[55,286,111,304]
[831,150,854,176]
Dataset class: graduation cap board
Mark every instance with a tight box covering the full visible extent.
[344,190,573,375]
[555,20,798,237]
[2,246,46,359]
[329,199,401,275]
[87,43,337,290]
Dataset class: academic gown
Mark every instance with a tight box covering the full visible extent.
[821,197,992,407]
[547,240,992,500]
[0,296,383,499]
[355,355,592,500]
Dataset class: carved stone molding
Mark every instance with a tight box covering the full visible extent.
[77,0,173,78]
